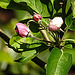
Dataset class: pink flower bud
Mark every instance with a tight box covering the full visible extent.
[33,13,42,22]
[47,17,63,31]
[47,24,59,31]
[16,23,30,37]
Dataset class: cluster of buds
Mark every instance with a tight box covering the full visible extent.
[15,13,63,38]
[15,13,42,37]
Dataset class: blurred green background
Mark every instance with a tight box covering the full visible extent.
[0,7,75,75]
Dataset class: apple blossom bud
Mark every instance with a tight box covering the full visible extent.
[47,24,59,31]
[33,13,42,22]
[16,23,30,37]
[47,17,63,31]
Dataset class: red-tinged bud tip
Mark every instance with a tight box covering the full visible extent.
[16,23,30,37]
[33,13,42,22]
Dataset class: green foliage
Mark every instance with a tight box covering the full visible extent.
[46,48,72,75]
[71,0,75,18]
[65,14,75,30]
[29,22,40,33]
[0,0,75,75]
[0,0,53,25]
[15,10,32,21]
[64,39,75,48]
[65,0,71,14]
[9,34,48,63]
[15,50,36,63]
[63,48,75,65]
[9,34,48,52]
[0,0,11,9]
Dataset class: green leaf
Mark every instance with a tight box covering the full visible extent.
[7,0,34,15]
[64,39,75,48]
[9,34,25,51]
[65,0,71,14]
[14,0,40,13]
[46,48,72,75]
[9,34,48,52]
[15,10,32,21]
[71,0,75,18]
[14,0,53,24]
[65,14,75,30]
[29,22,40,33]
[14,0,52,16]
[65,14,73,27]
[70,19,75,30]
[9,34,48,63]
[0,0,11,9]
[15,50,36,63]
[50,0,55,5]
[63,48,75,65]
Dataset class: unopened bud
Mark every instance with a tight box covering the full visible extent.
[33,13,42,22]
[16,23,30,37]
[47,17,63,31]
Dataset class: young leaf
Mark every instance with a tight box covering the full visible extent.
[65,14,73,27]
[9,34,48,52]
[0,0,11,9]
[63,48,75,65]
[65,14,75,30]
[15,50,36,63]
[14,0,52,24]
[7,0,34,15]
[46,48,72,75]
[65,0,71,14]
[9,34,48,63]
[70,19,75,30]
[64,39,75,48]
[14,0,52,16]
[29,22,40,33]
[71,0,75,18]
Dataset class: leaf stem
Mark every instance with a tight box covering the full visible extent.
[29,36,51,43]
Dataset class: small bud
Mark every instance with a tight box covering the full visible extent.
[33,13,42,22]
[16,23,30,37]
[47,17,63,31]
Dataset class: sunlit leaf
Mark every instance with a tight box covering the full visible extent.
[65,13,75,30]
[71,0,75,18]
[63,48,75,65]
[14,0,53,25]
[0,0,11,9]
[9,34,48,52]
[65,0,71,14]
[15,50,36,63]
[46,48,72,75]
